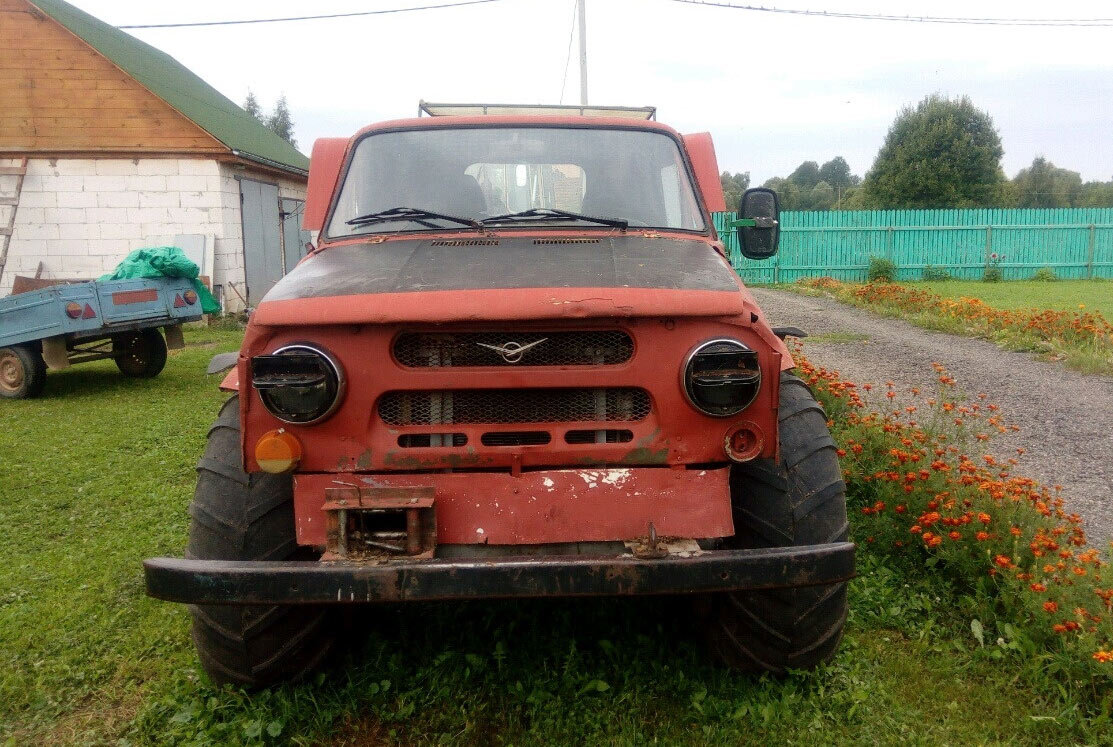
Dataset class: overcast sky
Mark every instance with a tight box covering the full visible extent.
[73,0,1113,185]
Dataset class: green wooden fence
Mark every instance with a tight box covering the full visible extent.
[712,208,1113,284]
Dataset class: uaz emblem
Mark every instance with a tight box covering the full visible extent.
[476,338,548,364]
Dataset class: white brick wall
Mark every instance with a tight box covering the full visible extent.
[1,158,309,313]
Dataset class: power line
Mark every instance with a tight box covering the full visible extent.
[668,0,1113,27]
[118,0,505,30]
[558,0,577,104]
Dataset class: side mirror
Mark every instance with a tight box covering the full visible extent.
[734,188,780,260]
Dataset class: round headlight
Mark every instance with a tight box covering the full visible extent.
[251,344,345,424]
[682,339,761,417]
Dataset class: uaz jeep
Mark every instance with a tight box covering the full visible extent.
[145,104,854,687]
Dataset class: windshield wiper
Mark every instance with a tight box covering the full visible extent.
[345,206,482,229]
[480,208,628,230]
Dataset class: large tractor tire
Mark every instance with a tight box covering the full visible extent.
[187,396,335,688]
[702,372,850,673]
[0,344,47,399]
[114,329,167,378]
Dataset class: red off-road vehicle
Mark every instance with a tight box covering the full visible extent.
[145,104,854,687]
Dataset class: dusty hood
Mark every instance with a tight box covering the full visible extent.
[253,235,750,325]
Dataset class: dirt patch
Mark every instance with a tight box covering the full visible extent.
[753,287,1113,543]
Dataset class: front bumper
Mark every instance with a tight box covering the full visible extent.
[144,542,855,605]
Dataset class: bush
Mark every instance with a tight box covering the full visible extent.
[1033,267,1058,282]
[868,256,897,282]
[795,350,1113,706]
[983,267,1002,282]
[923,265,952,281]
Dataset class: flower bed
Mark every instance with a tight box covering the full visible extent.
[797,277,1113,374]
[796,346,1113,698]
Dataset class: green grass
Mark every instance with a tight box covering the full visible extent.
[789,278,1113,374]
[919,279,1113,319]
[0,327,1107,743]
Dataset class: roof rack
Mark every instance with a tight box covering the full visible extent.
[417,101,656,120]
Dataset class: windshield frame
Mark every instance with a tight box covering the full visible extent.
[321,122,713,242]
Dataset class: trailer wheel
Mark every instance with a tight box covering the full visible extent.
[0,344,47,399]
[187,396,335,688]
[700,373,850,673]
[113,329,167,378]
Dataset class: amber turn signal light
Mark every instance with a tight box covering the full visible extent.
[724,423,763,463]
[183,289,199,305]
[65,301,83,319]
[255,429,303,474]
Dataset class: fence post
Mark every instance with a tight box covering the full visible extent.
[886,225,894,258]
[1087,224,1096,280]
[984,225,993,277]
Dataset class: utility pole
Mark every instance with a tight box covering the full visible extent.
[577,0,588,106]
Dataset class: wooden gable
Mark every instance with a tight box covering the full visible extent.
[0,0,227,154]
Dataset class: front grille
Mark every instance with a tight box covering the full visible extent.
[378,388,650,425]
[481,431,552,446]
[397,433,467,447]
[394,330,633,368]
[565,429,634,444]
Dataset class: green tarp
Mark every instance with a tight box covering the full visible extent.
[101,247,221,314]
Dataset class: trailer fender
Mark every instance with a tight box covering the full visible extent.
[164,325,185,350]
[41,336,69,370]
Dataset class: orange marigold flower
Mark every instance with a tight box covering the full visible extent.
[1092,650,1113,663]
[976,531,990,541]
[948,531,961,541]
[1030,583,1047,592]
[1043,601,1059,613]
[910,525,922,534]
[994,555,1013,568]
[978,512,992,524]
[1010,527,1022,537]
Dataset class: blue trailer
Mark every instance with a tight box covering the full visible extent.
[0,276,204,399]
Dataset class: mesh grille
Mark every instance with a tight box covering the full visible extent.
[397,433,467,447]
[430,239,499,246]
[533,238,601,244]
[378,388,650,425]
[565,429,634,444]
[394,330,633,367]
[481,431,552,446]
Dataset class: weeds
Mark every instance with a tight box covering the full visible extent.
[798,348,1113,708]
[795,277,1113,374]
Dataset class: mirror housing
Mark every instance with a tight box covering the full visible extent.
[735,188,780,259]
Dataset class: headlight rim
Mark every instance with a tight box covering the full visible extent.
[255,343,346,425]
[681,337,761,418]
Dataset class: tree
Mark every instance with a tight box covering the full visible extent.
[266,95,297,148]
[720,171,750,210]
[1012,157,1082,208]
[818,157,858,190]
[242,90,263,123]
[761,176,801,211]
[861,94,1005,209]
[1079,180,1113,208]
[807,181,836,211]
[787,160,820,190]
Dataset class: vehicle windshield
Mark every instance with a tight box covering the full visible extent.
[326,126,706,237]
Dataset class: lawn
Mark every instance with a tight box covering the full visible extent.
[919,279,1113,319]
[0,327,1107,744]
[792,277,1113,375]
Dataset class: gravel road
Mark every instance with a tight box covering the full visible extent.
[752,287,1113,543]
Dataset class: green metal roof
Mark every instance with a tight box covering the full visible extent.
[29,0,309,175]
